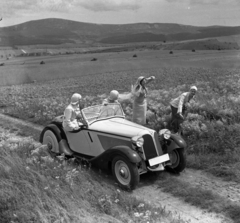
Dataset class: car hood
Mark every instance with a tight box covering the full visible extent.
[89,118,154,138]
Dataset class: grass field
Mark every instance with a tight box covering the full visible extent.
[1,49,240,222]
[1,49,240,182]
[0,49,239,86]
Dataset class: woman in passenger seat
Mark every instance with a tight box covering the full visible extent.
[63,93,84,132]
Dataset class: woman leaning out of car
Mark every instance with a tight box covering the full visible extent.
[131,76,155,125]
[63,93,84,132]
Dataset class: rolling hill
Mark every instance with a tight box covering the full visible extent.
[0,18,240,47]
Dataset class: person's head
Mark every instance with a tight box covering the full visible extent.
[137,76,146,86]
[189,86,197,96]
[71,93,82,106]
[108,90,119,102]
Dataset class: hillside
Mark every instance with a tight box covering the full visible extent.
[0,18,240,46]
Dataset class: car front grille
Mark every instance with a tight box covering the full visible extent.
[142,134,158,160]
[154,132,164,156]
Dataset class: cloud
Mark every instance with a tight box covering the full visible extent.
[37,0,75,12]
[0,0,76,17]
[0,0,34,16]
[76,0,142,12]
[189,0,221,5]
[0,0,142,18]
[165,0,240,6]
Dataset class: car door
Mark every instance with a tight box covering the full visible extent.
[65,130,92,156]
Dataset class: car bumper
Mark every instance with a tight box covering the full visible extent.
[148,153,170,166]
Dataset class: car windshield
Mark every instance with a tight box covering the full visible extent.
[81,103,125,123]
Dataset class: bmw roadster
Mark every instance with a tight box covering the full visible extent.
[40,103,186,190]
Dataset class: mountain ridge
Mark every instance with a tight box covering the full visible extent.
[0,18,240,46]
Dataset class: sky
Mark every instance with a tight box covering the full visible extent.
[0,0,240,27]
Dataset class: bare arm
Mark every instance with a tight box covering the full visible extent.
[145,76,155,85]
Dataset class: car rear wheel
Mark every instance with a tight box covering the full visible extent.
[167,148,186,173]
[112,156,139,190]
[42,129,60,156]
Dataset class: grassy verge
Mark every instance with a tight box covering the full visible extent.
[0,128,184,223]
[155,173,240,223]
[1,67,240,182]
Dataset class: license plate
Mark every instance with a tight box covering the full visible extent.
[148,154,170,166]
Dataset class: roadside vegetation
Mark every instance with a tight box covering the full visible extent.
[0,128,184,223]
[0,66,240,183]
[1,61,240,222]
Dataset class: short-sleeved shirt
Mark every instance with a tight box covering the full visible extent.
[170,92,194,113]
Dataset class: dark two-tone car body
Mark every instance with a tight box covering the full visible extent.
[40,103,186,190]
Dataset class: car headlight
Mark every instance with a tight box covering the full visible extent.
[159,129,171,140]
[131,136,144,147]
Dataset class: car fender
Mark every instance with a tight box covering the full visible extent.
[39,124,64,143]
[39,124,73,156]
[90,145,141,170]
[167,134,186,153]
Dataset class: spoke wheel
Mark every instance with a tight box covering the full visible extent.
[112,156,139,190]
[42,130,60,156]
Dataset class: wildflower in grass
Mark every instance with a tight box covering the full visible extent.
[134,212,144,217]
[31,147,40,155]
[98,195,112,214]
[137,203,145,208]
[56,154,65,161]
[26,157,34,164]
[66,168,79,186]
[41,156,54,164]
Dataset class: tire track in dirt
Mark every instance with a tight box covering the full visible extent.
[179,169,240,204]
[133,183,232,223]
[0,113,235,223]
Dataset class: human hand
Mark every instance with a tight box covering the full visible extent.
[73,126,80,131]
[81,119,88,127]
[151,76,155,80]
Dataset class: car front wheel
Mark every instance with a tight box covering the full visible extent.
[167,148,186,173]
[42,129,60,156]
[112,156,139,190]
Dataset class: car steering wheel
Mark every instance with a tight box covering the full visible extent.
[98,108,115,118]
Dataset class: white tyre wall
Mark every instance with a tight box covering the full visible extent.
[42,130,60,154]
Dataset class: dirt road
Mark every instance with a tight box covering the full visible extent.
[133,169,237,223]
[0,113,236,223]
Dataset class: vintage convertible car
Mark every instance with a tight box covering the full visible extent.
[39,103,186,190]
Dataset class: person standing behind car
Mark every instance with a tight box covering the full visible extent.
[63,93,84,132]
[102,90,120,105]
[131,76,155,125]
[169,86,197,133]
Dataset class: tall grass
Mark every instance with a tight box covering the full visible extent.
[0,129,184,223]
[1,66,240,181]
